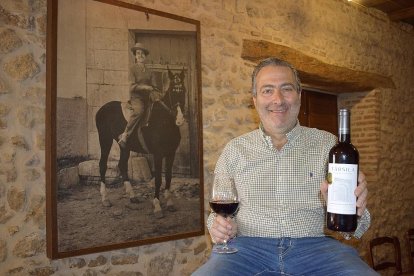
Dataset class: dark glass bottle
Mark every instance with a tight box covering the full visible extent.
[327,109,359,232]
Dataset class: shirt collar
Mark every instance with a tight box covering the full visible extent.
[259,120,302,147]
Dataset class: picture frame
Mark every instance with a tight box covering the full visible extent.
[46,0,203,259]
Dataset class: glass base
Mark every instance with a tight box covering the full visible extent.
[212,245,238,254]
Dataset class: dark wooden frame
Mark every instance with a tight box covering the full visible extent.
[46,0,203,259]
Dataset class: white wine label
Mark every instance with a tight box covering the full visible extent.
[327,163,358,215]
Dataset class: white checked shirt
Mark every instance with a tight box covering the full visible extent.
[208,122,371,239]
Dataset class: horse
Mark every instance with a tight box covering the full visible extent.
[95,68,186,218]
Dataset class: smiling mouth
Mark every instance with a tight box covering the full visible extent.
[269,109,284,113]
[268,107,287,113]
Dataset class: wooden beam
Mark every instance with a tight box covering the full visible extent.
[241,39,395,93]
[389,6,414,21]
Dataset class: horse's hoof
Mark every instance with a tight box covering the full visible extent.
[102,199,112,207]
[154,210,164,219]
[129,197,140,204]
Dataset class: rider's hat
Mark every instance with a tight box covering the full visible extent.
[131,42,149,55]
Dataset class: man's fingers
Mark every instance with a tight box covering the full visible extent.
[320,180,329,201]
[210,216,233,243]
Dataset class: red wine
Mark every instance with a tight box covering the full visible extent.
[209,200,239,217]
[327,109,359,232]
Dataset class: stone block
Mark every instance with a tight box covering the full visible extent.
[0,239,6,262]
[57,166,79,189]
[77,158,151,182]
[94,49,127,70]
[87,68,104,84]
[12,233,45,258]
[0,28,22,54]
[78,160,119,178]
[7,186,25,211]
[3,53,40,80]
[103,70,128,85]
[128,157,152,182]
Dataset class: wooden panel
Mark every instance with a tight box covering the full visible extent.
[299,90,338,136]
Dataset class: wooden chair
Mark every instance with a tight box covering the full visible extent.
[369,236,403,274]
[408,229,414,269]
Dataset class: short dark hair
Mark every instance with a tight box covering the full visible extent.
[251,57,302,96]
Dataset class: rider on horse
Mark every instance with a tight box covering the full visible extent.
[118,42,162,148]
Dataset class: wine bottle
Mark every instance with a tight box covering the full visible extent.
[327,109,359,232]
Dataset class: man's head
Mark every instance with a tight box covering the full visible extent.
[251,57,302,136]
[251,58,301,97]
[131,43,149,63]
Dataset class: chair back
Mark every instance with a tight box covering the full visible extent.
[369,236,403,274]
[408,229,414,268]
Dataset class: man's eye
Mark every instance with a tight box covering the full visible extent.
[281,86,295,93]
[261,88,273,95]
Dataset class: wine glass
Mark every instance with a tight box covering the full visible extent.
[209,174,239,254]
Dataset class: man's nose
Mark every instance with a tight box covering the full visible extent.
[271,89,284,104]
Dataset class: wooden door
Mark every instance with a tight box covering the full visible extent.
[299,90,338,136]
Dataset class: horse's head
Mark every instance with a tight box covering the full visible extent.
[165,68,186,126]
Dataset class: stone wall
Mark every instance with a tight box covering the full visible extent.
[0,0,413,275]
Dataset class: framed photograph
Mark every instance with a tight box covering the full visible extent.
[46,0,203,259]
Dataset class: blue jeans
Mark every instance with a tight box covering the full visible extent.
[192,236,379,276]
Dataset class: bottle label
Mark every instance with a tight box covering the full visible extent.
[327,163,358,215]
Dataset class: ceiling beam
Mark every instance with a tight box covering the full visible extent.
[241,39,395,93]
[389,6,414,21]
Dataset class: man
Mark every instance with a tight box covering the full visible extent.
[193,58,378,275]
[118,42,161,148]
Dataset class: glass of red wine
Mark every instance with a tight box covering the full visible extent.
[209,175,239,254]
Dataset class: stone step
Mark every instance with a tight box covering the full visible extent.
[58,157,152,189]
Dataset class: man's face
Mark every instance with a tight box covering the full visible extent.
[253,65,301,135]
[135,49,146,63]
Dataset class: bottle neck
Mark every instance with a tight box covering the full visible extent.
[338,110,351,143]
[339,132,351,143]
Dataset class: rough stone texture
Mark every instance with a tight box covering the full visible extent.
[87,255,107,267]
[12,233,45,258]
[17,105,45,128]
[0,239,7,262]
[0,0,413,275]
[10,135,29,150]
[0,28,22,54]
[3,53,40,80]
[0,78,7,94]
[69,257,87,268]
[0,203,13,224]
[111,253,139,265]
[147,252,176,276]
[7,185,26,211]
[57,166,79,189]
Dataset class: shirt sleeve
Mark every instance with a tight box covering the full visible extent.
[206,212,217,232]
[353,208,371,238]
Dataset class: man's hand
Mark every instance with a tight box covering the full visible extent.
[149,90,162,102]
[209,215,237,244]
[320,171,368,216]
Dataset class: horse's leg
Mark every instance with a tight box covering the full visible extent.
[163,154,176,212]
[118,148,139,203]
[152,154,164,218]
[98,133,112,207]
